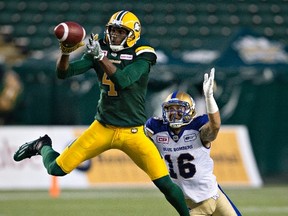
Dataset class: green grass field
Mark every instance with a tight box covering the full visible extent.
[0,185,287,216]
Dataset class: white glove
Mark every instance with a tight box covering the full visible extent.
[203,68,218,113]
[203,67,215,98]
[86,33,105,60]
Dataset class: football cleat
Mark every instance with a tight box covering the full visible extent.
[13,134,52,162]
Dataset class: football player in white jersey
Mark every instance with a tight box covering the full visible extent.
[145,68,242,216]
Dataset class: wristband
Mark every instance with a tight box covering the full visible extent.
[205,96,219,114]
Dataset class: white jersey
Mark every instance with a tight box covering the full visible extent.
[145,115,218,203]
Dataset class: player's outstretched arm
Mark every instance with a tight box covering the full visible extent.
[200,68,221,145]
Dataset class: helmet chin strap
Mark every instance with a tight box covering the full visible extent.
[169,122,183,129]
[109,44,124,52]
[167,111,193,129]
[169,120,192,129]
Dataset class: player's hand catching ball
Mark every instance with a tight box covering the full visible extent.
[54,21,86,55]
[60,41,85,55]
[86,33,105,61]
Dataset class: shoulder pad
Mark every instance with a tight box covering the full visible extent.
[186,114,209,131]
[134,44,157,65]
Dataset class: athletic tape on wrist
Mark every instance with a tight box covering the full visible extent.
[206,96,219,114]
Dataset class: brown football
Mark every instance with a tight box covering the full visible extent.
[54,21,86,46]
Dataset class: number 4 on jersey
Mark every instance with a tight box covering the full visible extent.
[102,73,118,96]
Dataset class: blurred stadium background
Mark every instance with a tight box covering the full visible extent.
[0,0,288,207]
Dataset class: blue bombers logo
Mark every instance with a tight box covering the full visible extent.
[183,133,197,142]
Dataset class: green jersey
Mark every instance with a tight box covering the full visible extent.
[57,39,157,127]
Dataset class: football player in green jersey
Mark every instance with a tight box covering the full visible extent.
[14,10,189,216]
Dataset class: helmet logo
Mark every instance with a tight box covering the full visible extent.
[134,22,141,32]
